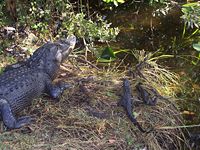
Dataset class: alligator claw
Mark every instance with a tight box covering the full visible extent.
[47,82,72,100]
[59,82,72,90]
[15,116,34,128]
[17,116,35,123]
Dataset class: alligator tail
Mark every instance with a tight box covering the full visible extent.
[126,108,146,133]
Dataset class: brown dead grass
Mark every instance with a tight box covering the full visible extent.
[0,59,190,150]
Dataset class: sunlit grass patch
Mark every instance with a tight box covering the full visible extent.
[132,50,180,97]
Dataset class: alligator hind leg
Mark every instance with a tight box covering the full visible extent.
[46,81,72,100]
[0,99,32,129]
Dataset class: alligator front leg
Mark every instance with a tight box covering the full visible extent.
[46,81,72,100]
[0,99,32,129]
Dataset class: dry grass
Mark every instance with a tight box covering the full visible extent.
[132,50,180,97]
[0,57,190,150]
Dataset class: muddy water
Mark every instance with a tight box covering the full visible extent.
[107,3,183,51]
[105,2,200,134]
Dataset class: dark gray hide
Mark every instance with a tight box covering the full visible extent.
[0,35,76,129]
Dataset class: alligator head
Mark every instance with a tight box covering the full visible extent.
[54,35,76,63]
[40,35,76,79]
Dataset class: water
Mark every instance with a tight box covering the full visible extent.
[104,2,200,137]
[107,3,184,51]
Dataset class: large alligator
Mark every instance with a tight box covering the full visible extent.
[0,35,76,129]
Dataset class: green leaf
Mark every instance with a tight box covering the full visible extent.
[133,111,138,118]
[103,0,111,3]
[192,60,197,65]
[113,49,130,54]
[182,2,199,8]
[117,0,125,3]
[113,0,118,6]
[97,47,116,63]
[193,42,200,51]
[100,47,116,60]
[97,57,116,63]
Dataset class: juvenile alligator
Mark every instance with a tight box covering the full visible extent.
[119,79,146,133]
[136,83,157,106]
[0,35,76,129]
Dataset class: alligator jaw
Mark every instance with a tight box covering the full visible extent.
[61,35,76,58]
[56,35,76,62]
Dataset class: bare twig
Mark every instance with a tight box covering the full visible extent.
[69,55,100,70]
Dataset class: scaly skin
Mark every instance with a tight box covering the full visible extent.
[119,79,146,133]
[136,83,157,106]
[0,36,76,129]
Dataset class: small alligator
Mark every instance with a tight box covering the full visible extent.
[0,35,76,129]
[136,83,157,106]
[119,79,146,133]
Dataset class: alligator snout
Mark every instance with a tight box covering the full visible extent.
[66,35,76,48]
[56,35,76,62]
[59,35,76,53]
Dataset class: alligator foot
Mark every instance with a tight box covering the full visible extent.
[17,116,34,124]
[0,99,33,129]
[11,116,33,129]
[46,81,72,100]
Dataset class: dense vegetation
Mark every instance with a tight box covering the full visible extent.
[0,0,200,149]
